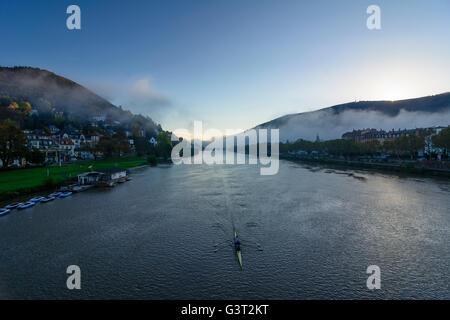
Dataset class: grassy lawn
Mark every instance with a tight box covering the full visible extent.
[0,156,147,192]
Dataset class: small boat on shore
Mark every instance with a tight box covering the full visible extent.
[58,192,72,198]
[40,197,56,203]
[71,186,83,192]
[117,179,126,184]
[49,192,62,198]
[108,182,117,187]
[80,185,94,191]
[0,208,11,216]
[5,202,21,209]
[18,202,36,210]
[29,196,45,203]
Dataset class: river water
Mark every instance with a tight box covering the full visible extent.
[0,160,449,299]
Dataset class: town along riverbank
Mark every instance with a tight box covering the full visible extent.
[281,154,450,178]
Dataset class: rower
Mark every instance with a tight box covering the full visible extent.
[234,237,241,250]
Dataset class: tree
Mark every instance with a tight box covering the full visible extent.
[134,137,151,155]
[96,136,115,158]
[0,119,29,168]
[406,134,425,159]
[95,132,130,158]
[112,131,131,155]
[156,132,172,159]
[432,127,450,153]
[27,148,45,165]
[132,123,143,137]
[7,102,19,111]
[18,101,32,115]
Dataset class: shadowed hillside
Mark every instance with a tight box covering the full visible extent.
[0,66,160,132]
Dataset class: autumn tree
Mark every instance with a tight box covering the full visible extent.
[95,131,131,158]
[0,119,29,167]
[96,136,115,158]
[18,101,32,115]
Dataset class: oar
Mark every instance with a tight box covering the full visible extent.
[213,240,232,252]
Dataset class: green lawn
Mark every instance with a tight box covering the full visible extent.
[0,156,147,192]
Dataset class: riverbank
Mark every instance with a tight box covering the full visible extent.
[0,156,148,202]
[281,154,450,177]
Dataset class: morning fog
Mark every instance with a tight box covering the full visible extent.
[171,121,279,175]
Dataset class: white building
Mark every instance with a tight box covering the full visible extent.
[92,116,106,122]
[149,137,158,146]
[424,126,448,155]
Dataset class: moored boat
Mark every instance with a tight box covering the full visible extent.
[18,202,36,210]
[5,202,21,209]
[29,196,45,203]
[71,186,83,192]
[40,197,56,203]
[49,192,62,198]
[0,208,11,216]
[58,192,72,198]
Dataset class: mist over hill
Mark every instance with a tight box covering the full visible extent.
[255,93,450,141]
[0,66,160,133]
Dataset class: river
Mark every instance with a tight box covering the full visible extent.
[0,160,449,299]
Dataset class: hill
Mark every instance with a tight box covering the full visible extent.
[254,93,450,141]
[0,66,160,133]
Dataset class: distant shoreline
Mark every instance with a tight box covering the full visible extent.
[281,155,450,177]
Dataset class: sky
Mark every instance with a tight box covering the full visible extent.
[1,0,450,134]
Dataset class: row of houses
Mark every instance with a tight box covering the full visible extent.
[22,127,158,165]
[341,126,448,155]
[342,126,447,142]
[24,129,102,163]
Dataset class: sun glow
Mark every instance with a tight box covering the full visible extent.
[380,87,413,101]
[364,63,433,102]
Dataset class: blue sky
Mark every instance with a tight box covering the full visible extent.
[1,0,450,133]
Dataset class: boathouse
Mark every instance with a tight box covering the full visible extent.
[77,168,128,186]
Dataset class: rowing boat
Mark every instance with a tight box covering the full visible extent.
[29,196,45,203]
[0,208,11,216]
[58,192,72,198]
[5,202,21,209]
[18,202,36,210]
[234,231,242,269]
